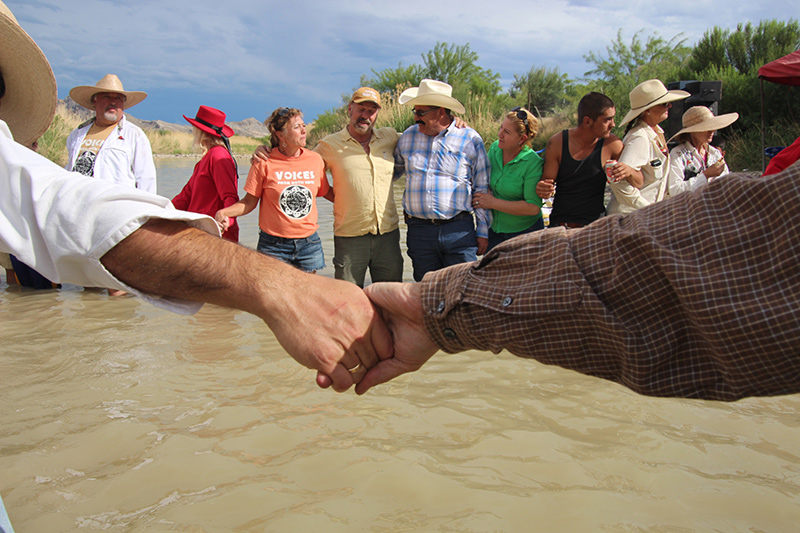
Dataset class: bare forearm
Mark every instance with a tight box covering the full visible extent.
[100,218,281,319]
[488,198,541,217]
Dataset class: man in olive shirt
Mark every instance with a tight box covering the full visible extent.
[315,87,404,286]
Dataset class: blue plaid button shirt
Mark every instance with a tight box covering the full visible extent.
[394,123,490,239]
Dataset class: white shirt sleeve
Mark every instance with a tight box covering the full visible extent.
[0,120,218,314]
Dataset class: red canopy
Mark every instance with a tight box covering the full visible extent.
[758,50,800,86]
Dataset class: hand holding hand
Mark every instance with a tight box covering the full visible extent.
[536,178,555,199]
[271,273,394,392]
[214,210,231,232]
[354,282,440,395]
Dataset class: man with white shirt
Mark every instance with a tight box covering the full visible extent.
[66,74,157,193]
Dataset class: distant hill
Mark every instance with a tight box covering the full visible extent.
[58,97,269,138]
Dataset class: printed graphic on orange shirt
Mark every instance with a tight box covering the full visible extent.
[280,185,313,219]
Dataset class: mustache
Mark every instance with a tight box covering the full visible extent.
[415,120,424,125]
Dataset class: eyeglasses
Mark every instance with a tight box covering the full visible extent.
[413,107,438,117]
[658,102,672,109]
[511,106,529,128]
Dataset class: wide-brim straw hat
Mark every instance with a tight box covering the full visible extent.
[668,106,739,142]
[619,79,690,127]
[69,74,147,110]
[0,0,57,147]
[398,79,466,114]
[183,105,235,138]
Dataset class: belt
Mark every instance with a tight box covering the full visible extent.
[551,222,586,229]
[404,211,471,225]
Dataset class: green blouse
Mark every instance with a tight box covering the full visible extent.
[487,140,543,233]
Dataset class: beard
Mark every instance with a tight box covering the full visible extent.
[102,109,122,123]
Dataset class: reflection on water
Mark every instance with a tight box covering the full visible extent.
[2,159,800,530]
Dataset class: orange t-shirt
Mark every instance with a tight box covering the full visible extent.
[244,148,330,238]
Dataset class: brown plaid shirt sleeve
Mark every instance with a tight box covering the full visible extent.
[420,163,800,401]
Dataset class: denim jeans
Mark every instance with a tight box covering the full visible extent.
[257,230,325,272]
[333,229,403,287]
[486,218,544,252]
[405,214,477,281]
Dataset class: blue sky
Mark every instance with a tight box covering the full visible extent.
[11,0,793,124]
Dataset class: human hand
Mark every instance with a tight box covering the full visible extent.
[452,117,469,129]
[251,144,271,164]
[705,159,726,179]
[608,162,642,188]
[472,191,494,210]
[477,237,488,256]
[214,210,231,232]
[536,178,555,199]
[354,282,440,394]
[270,272,395,392]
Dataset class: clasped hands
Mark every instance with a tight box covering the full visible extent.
[291,278,438,395]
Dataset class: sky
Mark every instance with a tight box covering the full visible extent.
[10,0,794,125]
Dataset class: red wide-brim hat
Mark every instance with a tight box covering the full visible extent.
[183,105,235,138]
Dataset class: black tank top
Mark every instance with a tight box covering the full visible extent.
[549,129,606,225]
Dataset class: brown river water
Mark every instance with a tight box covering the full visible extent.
[2,158,800,531]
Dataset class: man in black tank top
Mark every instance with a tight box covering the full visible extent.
[536,92,624,228]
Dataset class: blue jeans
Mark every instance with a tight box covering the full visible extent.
[487,218,544,252]
[257,230,325,272]
[406,214,477,281]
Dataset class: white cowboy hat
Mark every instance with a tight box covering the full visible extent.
[619,79,689,127]
[69,74,148,110]
[398,79,465,114]
[0,0,57,147]
[668,106,739,142]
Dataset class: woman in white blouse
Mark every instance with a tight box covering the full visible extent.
[606,80,689,215]
[667,106,739,194]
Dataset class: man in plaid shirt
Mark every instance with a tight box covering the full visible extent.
[355,162,800,401]
[393,80,491,281]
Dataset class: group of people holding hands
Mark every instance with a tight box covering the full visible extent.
[4,0,800,404]
[170,77,739,289]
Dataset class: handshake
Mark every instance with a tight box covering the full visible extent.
[276,277,441,395]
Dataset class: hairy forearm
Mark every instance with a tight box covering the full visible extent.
[100,218,284,319]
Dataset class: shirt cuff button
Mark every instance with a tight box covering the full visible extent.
[443,328,457,339]
[437,300,446,313]
[502,296,513,307]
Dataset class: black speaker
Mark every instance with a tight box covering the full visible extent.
[666,81,723,140]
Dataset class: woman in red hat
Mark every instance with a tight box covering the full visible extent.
[172,105,240,242]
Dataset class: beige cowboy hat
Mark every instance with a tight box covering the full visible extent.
[69,74,148,110]
[0,0,57,147]
[619,79,690,127]
[668,106,739,142]
[398,79,465,114]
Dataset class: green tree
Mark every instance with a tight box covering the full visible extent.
[689,20,800,74]
[583,29,691,119]
[510,66,570,114]
[360,62,425,94]
[421,42,502,98]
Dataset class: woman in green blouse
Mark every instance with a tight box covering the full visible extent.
[472,107,544,251]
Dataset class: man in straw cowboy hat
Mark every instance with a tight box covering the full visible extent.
[66,73,157,193]
[0,1,391,398]
[393,79,491,281]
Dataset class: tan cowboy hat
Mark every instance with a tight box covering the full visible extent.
[0,0,57,147]
[619,79,689,127]
[398,79,465,114]
[69,74,148,110]
[668,106,739,142]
